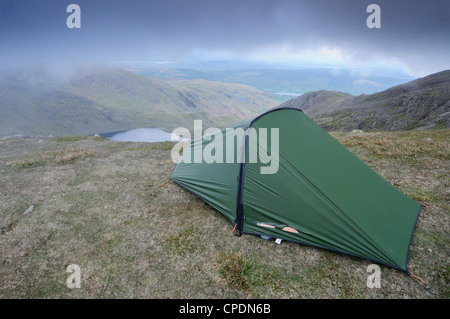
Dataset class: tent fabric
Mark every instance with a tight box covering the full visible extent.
[171,107,421,272]
[172,120,248,221]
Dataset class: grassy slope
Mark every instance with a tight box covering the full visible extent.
[63,66,278,131]
[0,129,448,298]
[0,66,279,138]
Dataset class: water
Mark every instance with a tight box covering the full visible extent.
[101,128,183,143]
[272,92,303,97]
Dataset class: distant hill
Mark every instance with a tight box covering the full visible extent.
[0,65,279,138]
[128,63,415,99]
[279,70,450,131]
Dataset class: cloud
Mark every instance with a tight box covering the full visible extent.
[0,0,448,75]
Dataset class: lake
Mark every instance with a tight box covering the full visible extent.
[100,128,184,143]
[272,92,303,97]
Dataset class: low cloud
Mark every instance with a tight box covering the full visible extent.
[0,0,448,76]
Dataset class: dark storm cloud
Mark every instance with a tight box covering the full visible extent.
[0,0,448,74]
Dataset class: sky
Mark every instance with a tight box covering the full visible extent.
[0,0,449,76]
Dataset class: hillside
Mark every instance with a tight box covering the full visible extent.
[0,130,448,298]
[128,62,415,98]
[279,70,450,131]
[0,66,279,138]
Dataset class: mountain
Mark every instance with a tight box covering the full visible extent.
[279,70,450,131]
[2,66,447,138]
[0,65,279,138]
[126,64,415,99]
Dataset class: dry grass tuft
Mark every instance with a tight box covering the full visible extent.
[217,251,255,290]
[6,148,93,169]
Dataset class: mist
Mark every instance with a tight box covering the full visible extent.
[0,0,449,76]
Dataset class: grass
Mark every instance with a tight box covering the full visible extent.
[0,130,448,298]
[6,148,93,170]
[217,251,255,290]
[336,131,449,161]
[51,135,89,142]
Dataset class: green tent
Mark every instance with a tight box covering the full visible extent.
[171,108,421,272]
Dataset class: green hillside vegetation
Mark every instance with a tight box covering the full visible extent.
[280,70,450,131]
[0,66,279,138]
[1,129,448,298]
